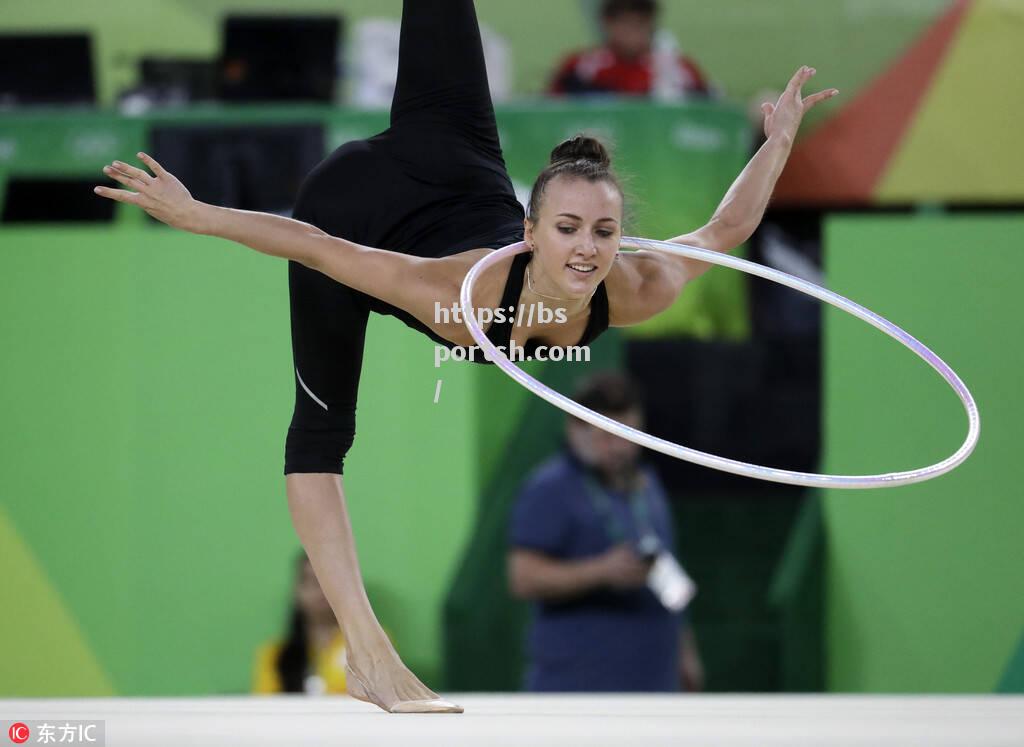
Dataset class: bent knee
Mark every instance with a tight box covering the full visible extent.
[284,425,355,476]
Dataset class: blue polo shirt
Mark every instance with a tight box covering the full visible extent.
[508,450,686,692]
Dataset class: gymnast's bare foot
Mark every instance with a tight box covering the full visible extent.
[345,649,463,714]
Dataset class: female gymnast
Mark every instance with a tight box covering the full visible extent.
[95,0,835,714]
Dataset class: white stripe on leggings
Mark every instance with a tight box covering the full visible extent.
[295,367,328,411]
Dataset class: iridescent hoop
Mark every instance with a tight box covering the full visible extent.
[459,238,980,489]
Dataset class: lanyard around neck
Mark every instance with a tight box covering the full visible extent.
[581,470,656,546]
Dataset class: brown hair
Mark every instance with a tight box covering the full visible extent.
[572,370,644,417]
[526,134,625,223]
[601,0,658,19]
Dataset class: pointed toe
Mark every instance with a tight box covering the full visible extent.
[389,698,464,714]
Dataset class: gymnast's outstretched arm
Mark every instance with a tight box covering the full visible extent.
[670,66,837,276]
[94,153,458,323]
[613,66,838,326]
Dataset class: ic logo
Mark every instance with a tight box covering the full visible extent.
[8,722,30,744]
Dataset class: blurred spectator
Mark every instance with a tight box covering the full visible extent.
[507,371,704,692]
[252,551,348,694]
[548,0,714,98]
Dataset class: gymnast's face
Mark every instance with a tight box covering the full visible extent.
[525,176,623,300]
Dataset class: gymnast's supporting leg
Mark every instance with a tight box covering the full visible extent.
[283,264,460,712]
[285,475,459,711]
[283,200,460,711]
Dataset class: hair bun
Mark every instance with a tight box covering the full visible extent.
[549,134,611,169]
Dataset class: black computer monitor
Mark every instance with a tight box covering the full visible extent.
[2,178,116,223]
[0,33,96,106]
[218,16,341,103]
[148,124,325,215]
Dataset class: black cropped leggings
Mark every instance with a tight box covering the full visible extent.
[283,0,524,475]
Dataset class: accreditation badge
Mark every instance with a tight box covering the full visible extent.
[646,551,697,612]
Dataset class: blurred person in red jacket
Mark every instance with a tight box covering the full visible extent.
[548,0,715,98]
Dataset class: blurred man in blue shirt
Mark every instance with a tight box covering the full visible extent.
[507,371,703,692]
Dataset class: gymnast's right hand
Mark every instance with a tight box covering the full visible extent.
[94,152,204,233]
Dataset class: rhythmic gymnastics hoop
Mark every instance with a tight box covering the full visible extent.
[459,239,980,489]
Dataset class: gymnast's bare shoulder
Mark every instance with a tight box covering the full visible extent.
[602,250,690,328]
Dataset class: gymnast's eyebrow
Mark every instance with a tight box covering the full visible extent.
[557,213,620,223]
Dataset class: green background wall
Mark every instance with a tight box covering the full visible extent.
[0,228,480,692]
[822,214,1023,691]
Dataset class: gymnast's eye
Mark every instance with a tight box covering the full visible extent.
[597,230,614,238]
[558,226,576,234]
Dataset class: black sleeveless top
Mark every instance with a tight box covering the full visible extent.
[483,250,610,359]
[370,245,611,364]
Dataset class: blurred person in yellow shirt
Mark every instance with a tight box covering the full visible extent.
[252,551,349,694]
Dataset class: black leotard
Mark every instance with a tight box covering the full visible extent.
[284,0,611,475]
[483,250,610,355]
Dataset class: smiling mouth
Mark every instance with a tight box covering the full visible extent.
[566,263,597,275]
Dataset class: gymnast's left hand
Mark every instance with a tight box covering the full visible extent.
[759,65,839,143]
[94,153,204,233]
